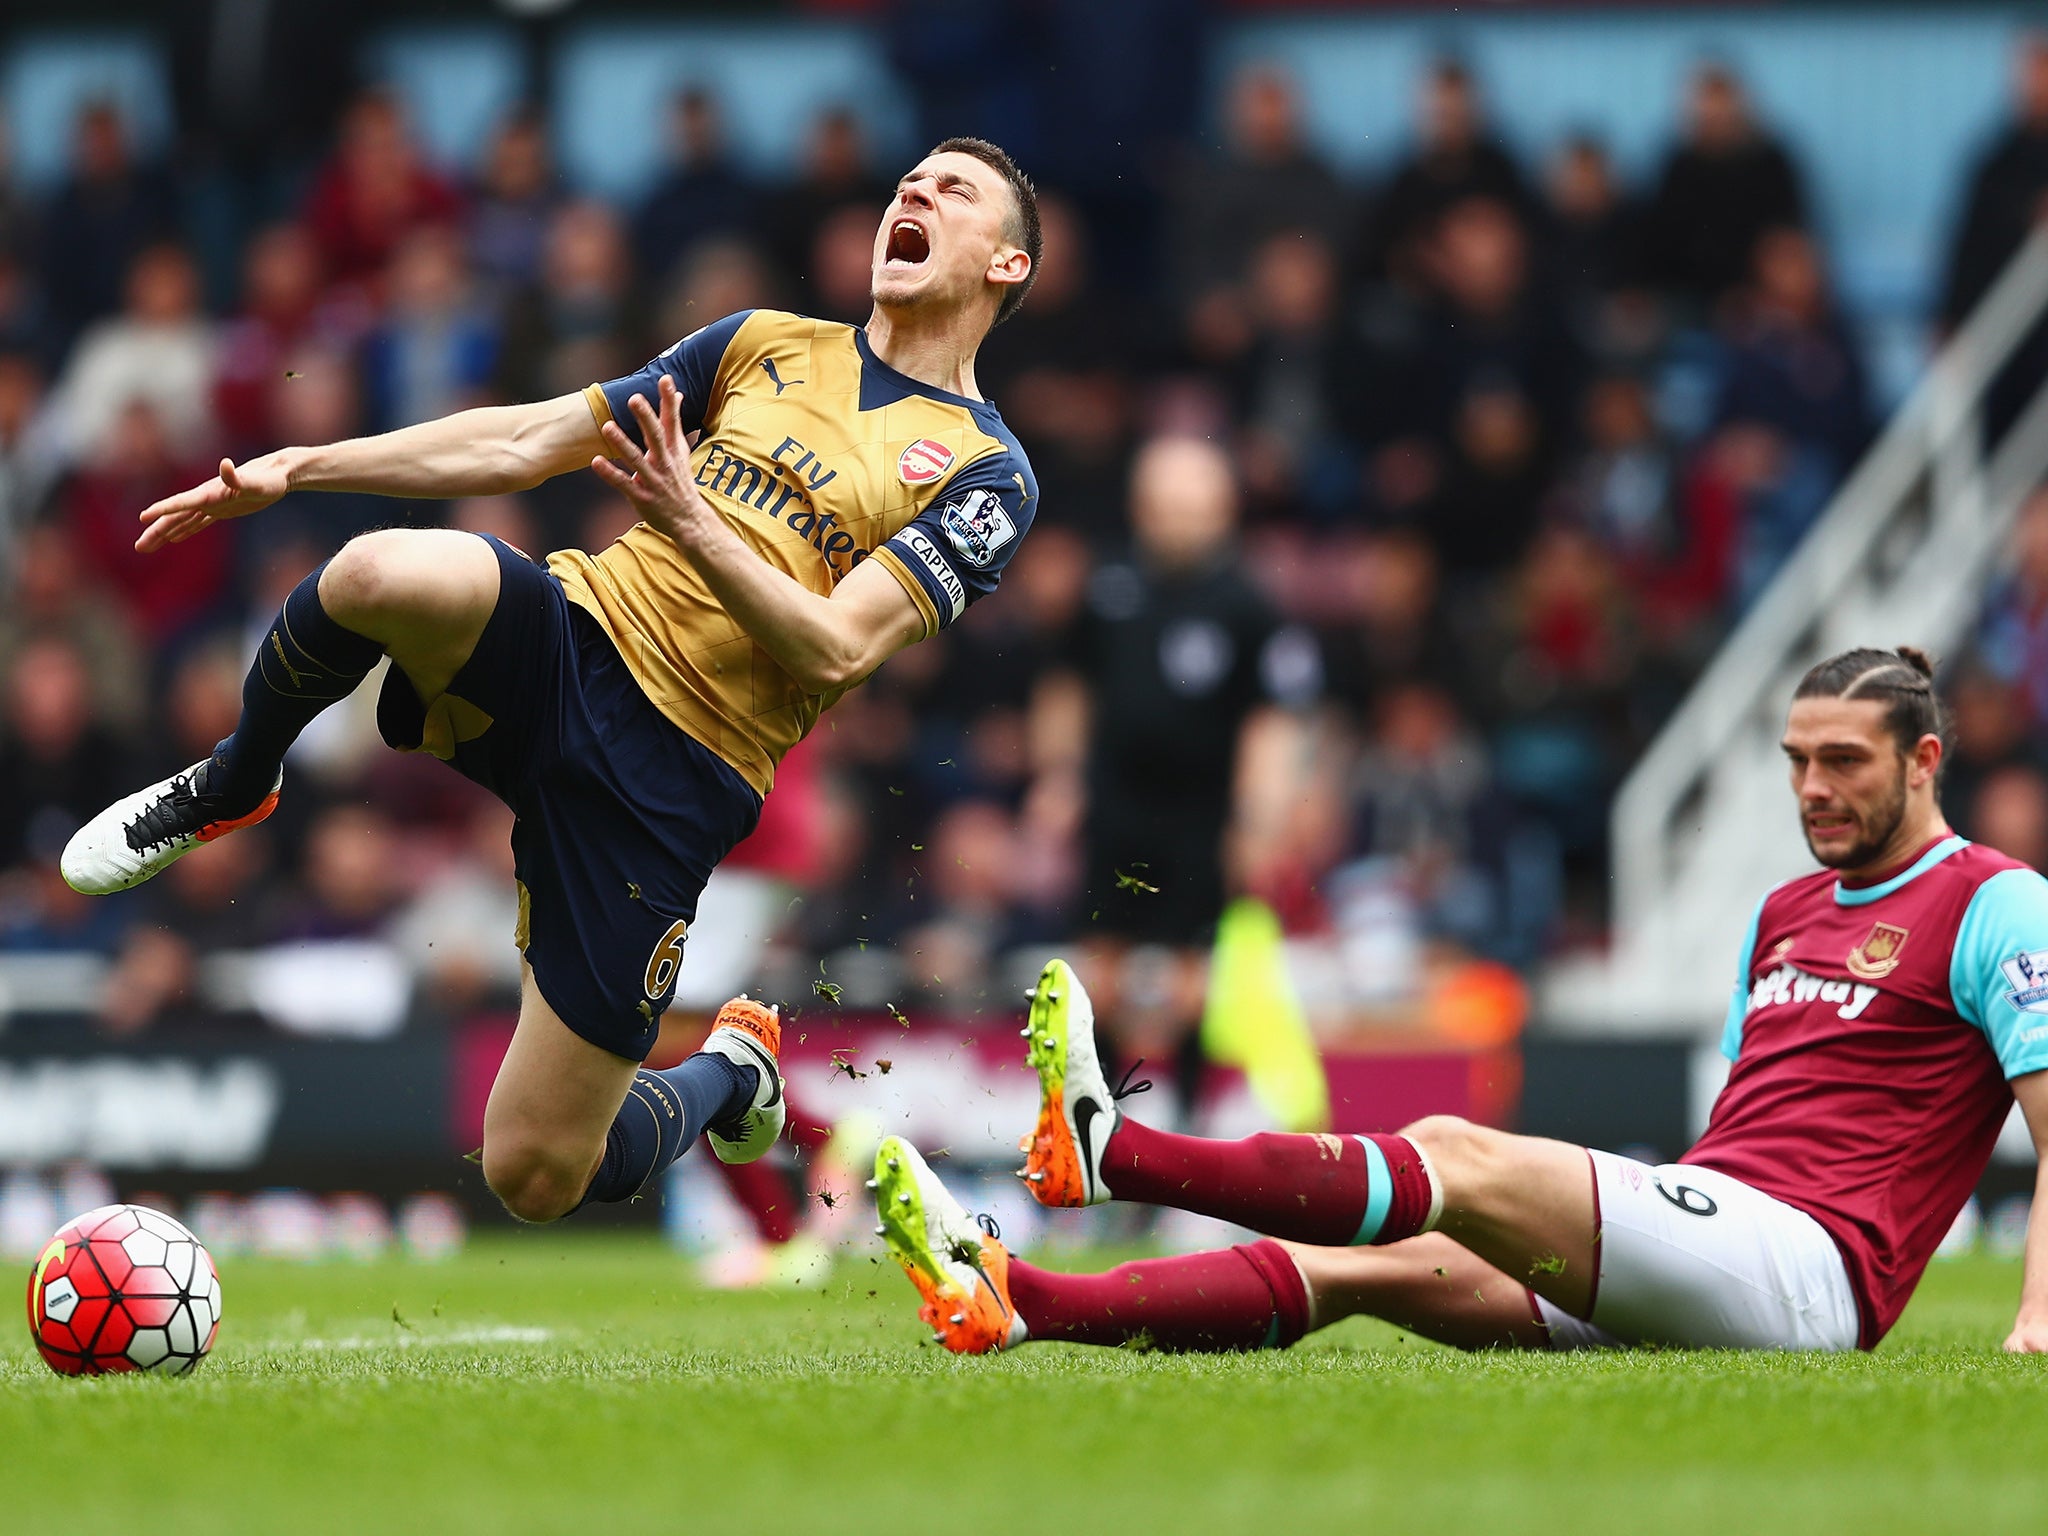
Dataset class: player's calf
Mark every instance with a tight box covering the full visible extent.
[1017,957,1443,1247]
[1399,1115,1599,1318]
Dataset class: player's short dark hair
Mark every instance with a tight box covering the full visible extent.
[928,135,1039,327]
[1794,646,1952,765]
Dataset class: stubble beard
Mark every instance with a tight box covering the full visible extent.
[1805,766,1910,871]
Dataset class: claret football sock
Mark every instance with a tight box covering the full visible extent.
[1006,1240,1310,1352]
[1102,1119,1441,1247]
[580,1055,759,1207]
[211,565,386,814]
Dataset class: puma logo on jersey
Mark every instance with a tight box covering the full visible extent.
[1746,962,1879,1020]
[760,357,803,395]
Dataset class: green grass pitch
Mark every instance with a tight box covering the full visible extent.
[5,1235,2046,1534]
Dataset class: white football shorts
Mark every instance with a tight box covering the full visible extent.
[1533,1149,1861,1352]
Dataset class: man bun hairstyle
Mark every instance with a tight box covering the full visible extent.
[929,135,1040,327]
[1794,645,1951,765]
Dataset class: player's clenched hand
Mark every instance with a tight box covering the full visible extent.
[135,454,290,552]
[591,376,712,548]
[2003,1314,2048,1353]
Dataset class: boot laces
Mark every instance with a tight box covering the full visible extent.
[1111,1059,1154,1102]
[122,771,212,854]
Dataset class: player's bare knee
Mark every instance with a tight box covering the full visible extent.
[482,1146,582,1225]
[319,530,418,624]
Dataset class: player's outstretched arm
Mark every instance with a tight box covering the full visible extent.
[593,377,926,692]
[135,393,606,552]
[2004,1070,2048,1353]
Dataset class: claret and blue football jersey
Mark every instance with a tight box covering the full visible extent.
[551,309,1038,794]
[1693,835,2048,1344]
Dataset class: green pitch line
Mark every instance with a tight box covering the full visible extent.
[3,1236,2046,1535]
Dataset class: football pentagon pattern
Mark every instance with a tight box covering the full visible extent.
[25,1204,222,1376]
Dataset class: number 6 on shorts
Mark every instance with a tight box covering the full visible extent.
[644,918,688,997]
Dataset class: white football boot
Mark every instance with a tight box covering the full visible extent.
[61,759,283,896]
[698,996,786,1164]
[871,1136,1024,1354]
[1018,958,1121,1207]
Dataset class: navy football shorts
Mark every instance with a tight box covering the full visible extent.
[377,534,761,1060]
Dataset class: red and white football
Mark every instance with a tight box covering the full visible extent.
[25,1203,222,1377]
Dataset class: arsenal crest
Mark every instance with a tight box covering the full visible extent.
[897,438,955,484]
[1846,921,1909,980]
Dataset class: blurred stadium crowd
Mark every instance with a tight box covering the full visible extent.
[7,14,2048,1049]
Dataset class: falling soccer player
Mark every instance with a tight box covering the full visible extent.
[876,648,2048,1354]
[63,140,1041,1226]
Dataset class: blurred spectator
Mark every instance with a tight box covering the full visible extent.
[47,243,219,468]
[1480,523,1634,865]
[1715,228,1872,474]
[1567,370,1734,664]
[391,800,522,1012]
[469,109,563,295]
[248,804,412,1037]
[1307,530,1469,720]
[359,225,498,431]
[657,238,779,355]
[1709,227,1872,602]
[168,0,360,184]
[498,200,649,406]
[1942,29,2048,442]
[39,101,180,344]
[975,195,1137,533]
[303,91,461,289]
[0,525,145,733]
[102,828,280,1035]
[763,108,887,288]
[0,352,57,576]
[1332,680,1554,986]
[1542,133,1644,345]
[898,799,1029,1007]
[1976,485,2048,734]
[0,634,131,868]
[1970,763,2048,872]
[1422,198,1586,444]
[256,343,383,551]
[0,252,56,366]
[0,117,34,265]
[1943,29,2048,328]
[634,89,756,288]
[62,397,232,647]
[213,223,333,451]
[1640,62,1807,309]
[1169,63,1351,325]
[809,203,879,324]
[1428,380,1553,583]
[1367,58,1531,293]
[1942,660,2047,843]
[1225,230,1345,515]
[1057,436,1319,1084]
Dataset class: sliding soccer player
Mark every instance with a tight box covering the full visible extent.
[64,140,1041,1227]
[878,649,2048,1353]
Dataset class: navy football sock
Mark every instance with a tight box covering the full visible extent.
[579,1054,759,1206]
[211,564,386,813]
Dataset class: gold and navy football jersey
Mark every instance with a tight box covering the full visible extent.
[549,309,1037,795]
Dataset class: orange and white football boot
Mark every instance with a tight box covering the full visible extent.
[1018,958,1118,1207]
[699,996,786,1165]
[871,1136,1024,1355]
[61,758,282,895]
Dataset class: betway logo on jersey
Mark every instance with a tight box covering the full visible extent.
[1746,962,1881,1020]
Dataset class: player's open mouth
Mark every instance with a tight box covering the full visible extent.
[1806,814,1854,836]
[886,218,932,268]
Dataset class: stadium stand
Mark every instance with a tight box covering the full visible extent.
[3,2,2048,1084]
